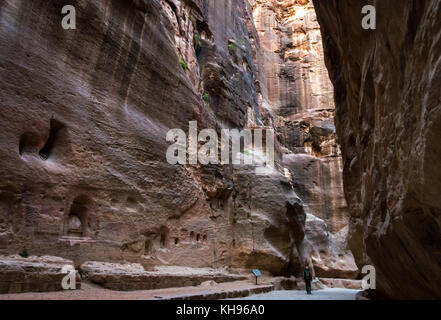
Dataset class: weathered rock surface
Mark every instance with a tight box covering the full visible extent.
[251,0,357,279]
[80,261,246,291]
[313,0,441,298]
[251,0,335,115]
[0,255,80,293]
[302,214,358,279]
[0,0,357,294]
[229,166,306,276]
[0,0,308,283]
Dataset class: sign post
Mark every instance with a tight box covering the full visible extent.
[252,269,262,285]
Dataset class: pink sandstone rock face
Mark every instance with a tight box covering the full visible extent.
[313,0,441,298]
[0,0,356,292]
[0,0,308,279]
[250,0,358,279]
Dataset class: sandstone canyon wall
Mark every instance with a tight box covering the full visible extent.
[0,0,355,287]
[313,0,441,298]
[251,0,357,279]
[0,0,307,276]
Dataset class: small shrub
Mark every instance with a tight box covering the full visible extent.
[228,43,235,52]
[179,56,188,71]
[189,14,195,23]
[194,34,202,50]
[202,92,210,103]
[19,248,29,258]
[233,217,238,224]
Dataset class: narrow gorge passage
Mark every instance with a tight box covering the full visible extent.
[0,0,440,303]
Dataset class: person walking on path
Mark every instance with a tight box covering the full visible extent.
[303,265,313,295]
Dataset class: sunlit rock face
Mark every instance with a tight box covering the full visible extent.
[0,0,307,276]
[313,0,441,298]
[251,0,358,279]
[251,0,334,115]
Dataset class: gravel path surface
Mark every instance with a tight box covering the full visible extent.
[232,288,360,300]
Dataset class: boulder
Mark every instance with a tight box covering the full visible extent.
[0,255,80,293]
[80,261,246,291]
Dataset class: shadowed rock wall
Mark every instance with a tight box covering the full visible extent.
[313,0,441,298]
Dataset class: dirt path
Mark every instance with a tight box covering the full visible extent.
[0,280,269,300]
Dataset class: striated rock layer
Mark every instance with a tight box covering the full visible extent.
[313,0,441,298]
[0,0,357,291]
[251,0,357,279]
[0,0,308,279]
